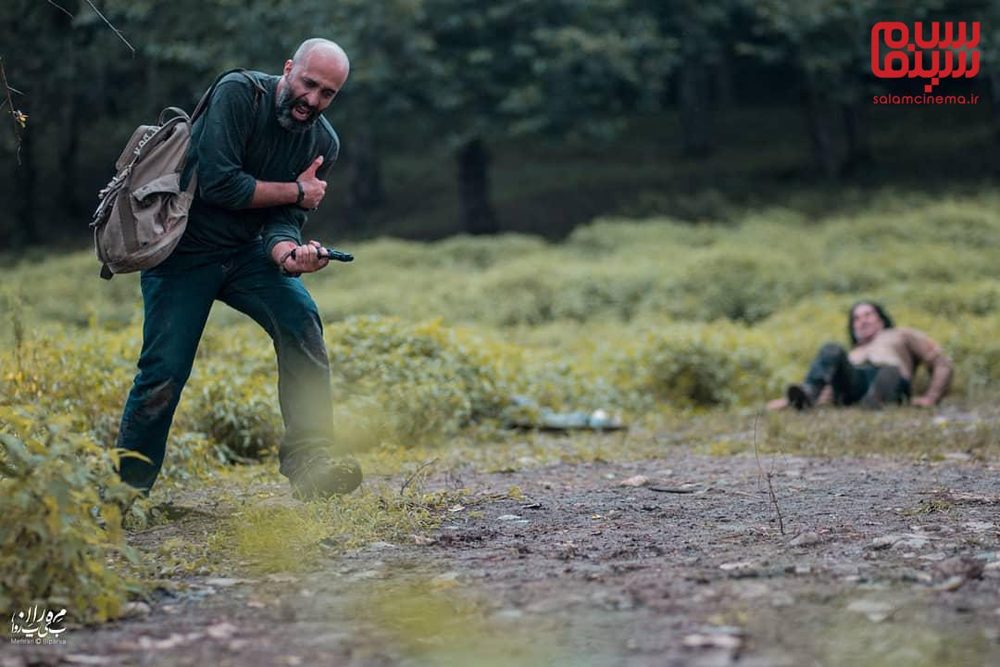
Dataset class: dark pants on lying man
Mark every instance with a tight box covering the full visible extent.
[804,342,911,407]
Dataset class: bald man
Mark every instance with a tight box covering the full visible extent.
[116,39,362,500]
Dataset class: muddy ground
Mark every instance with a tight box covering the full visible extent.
[6,435,999,667]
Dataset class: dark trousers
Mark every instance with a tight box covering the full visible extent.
[804,343,910,406]
[117,240,333,492]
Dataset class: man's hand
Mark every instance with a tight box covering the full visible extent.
[912,395,936,408]
[296,156,326,209]
[272,240,329,275]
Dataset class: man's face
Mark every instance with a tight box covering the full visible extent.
[277,49,348,132]
[851,303,885,344]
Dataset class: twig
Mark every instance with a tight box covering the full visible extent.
[0,59,23,164]
[752,412,785,535]
[46,0,75,19]
[399,457,438,496]
[82,0,135,55]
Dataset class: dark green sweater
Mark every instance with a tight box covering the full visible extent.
[177,71,339,256]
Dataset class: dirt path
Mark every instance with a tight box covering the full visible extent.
[8,449,999,667]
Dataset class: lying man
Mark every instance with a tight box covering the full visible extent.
[767,301,953,411]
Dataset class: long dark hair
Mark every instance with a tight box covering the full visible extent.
[848,301,894,345]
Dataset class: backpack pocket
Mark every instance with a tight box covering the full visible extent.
[131,173,190,240]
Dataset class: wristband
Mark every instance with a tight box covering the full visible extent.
[295,180,305,206]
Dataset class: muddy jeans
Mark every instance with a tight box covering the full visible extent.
[116,240,333,492]
[804,342,911,406]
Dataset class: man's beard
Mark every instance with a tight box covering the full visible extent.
[276,86,320,133]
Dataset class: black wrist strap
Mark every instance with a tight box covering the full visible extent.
[295,180,305,205]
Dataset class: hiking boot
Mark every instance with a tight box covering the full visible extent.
[290,455,363,501]
[786,383,818,410]
[861,366,904,410]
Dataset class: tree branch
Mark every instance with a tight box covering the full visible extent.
[82,0,135,55]
[45,0,75,19]
[0,59,24,164]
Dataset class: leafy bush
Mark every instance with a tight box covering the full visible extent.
[326,317,511,446]
[0,408,141,626]
[616,324,780,407]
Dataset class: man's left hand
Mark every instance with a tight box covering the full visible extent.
[274,240,329,274]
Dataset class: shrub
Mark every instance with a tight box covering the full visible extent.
[0,408,141,626]
[618,324,781,408]
[326,317,510,446]
[185,371,281,462]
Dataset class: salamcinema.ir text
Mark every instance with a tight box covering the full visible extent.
[872,93,980,105]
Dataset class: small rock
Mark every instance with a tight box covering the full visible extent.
[846,599,894,623]
[62,656,114,666]
[204,577,243,588]
[206,622,238,640]
[789,532,820,547]
[367,541,396,550]
[619,475,649,487]
[719,560,755,572]
[682,626,744,650]
[121,601,151,619]
[963,521,994,532]
[497,514,522,521]
[943,452,972,461]
[412,534,437,546]
[934,575,967,592]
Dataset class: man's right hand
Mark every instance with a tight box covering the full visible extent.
[296,156,326,209]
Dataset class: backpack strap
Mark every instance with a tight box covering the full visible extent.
[179,69,267,194]
[191,68,266,122]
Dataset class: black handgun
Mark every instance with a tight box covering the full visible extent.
[290,246,354,262]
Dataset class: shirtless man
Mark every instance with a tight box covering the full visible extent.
[767,301,953,410]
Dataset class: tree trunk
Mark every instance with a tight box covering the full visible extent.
[801,73,840,179]
[712,54,734,108]
[679,57,713,157]
[345,124,383,233]
[60,92,83,221]
[841,101,872,176]
[14,127,40,246]
[991,70,1000,145]
[456,137,498,235]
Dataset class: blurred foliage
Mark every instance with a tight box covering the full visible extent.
[0,408,141,627]
[1,180,998,630]
[1,0,996,244]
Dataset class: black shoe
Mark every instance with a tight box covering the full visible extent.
[861,366,903,410]
[786,384,816,411]
[290,455,363,500]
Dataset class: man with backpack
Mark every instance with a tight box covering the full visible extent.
[115,38,362,500]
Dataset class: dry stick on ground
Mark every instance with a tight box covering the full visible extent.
[400,458,439,496]
[752,412,786,535]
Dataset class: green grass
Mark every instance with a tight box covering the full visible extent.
[1,186,998,622]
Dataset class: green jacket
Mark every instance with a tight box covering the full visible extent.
[177,71,339,256]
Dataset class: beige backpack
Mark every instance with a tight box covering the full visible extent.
[91,69,263,279]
